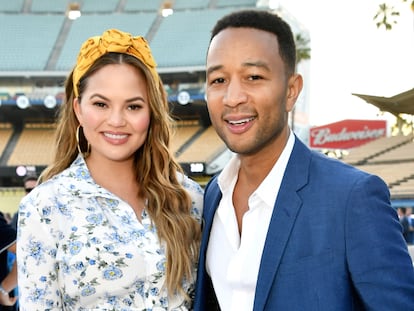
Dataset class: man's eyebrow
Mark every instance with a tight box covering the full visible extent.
[206,61,270,76]
[242,60,270,71]
[206,64,223,76]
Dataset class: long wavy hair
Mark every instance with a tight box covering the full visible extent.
[41,52,201,298]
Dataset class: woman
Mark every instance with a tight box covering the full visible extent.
[17,29,203,310]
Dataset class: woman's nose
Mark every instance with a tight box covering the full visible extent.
[107,109,126,126]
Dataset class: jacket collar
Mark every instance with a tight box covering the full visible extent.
[253,137,311,310]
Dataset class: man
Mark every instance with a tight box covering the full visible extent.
[0,212,18,309]
[194,9,414,311]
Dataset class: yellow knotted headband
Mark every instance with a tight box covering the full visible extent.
[72,29,159,97]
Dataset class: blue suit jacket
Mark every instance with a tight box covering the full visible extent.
[194,138,414,311]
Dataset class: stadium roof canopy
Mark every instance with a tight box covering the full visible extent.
[353,88,414,116]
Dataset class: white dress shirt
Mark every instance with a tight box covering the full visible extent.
[206,132,295,311]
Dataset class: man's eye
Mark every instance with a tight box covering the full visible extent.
[249,75,262,80]
[211,78,225,84]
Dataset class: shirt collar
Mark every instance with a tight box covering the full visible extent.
[256,131,295,207]
[56,155,115,199]
[218,131,295,208]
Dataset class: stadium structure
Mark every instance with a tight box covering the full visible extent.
[0,0,413,214]
[0,0,270,212]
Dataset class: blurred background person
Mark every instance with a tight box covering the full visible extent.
[398,207,414,245]
[0,212,18,310]
[10,174,38,230]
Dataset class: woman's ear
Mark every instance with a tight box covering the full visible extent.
[286,73,303,112]
[73,97,82,124]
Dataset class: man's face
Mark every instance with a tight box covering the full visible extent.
[206,27,298,156]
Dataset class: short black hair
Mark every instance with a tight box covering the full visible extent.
[210,9,297,75]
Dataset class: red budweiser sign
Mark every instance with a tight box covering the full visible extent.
[309,119,387,149]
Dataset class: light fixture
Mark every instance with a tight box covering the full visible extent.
[161,1,173,17]
[67,2,81,20]
[177,91,190,105]
[44,95,57,109]
[16,95,30,109]
[190,163,204,173]
[16,166,27,177]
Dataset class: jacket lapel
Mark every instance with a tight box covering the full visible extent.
[202,175,222,245]
[194,176,222,310]
[253,138,311,310]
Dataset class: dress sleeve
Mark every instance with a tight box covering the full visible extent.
[17,189,63,310]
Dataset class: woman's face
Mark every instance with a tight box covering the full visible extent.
[74,63,151,164]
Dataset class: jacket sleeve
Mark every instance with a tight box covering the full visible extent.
[346,174,414,309]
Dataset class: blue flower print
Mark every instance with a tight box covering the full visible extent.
[56,200,72,216]
[75,167,89,179]
[17,156,204,309]
[122,297,133,306]
[81,284,96,296]
[28,239,43,262]
[103,244,114,252]
[75,261,85,270]
[86,213,104,225]
[125,253,133,259]
[156,260,166,272]
[28,287,46,303]
[149,287,159,296]
[42,206,51,217]
[90,237,101,244]
[160,296,168,307]
[69,241,83,255]
[103,265,123,280]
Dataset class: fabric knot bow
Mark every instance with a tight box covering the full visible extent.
[73,29,158,97]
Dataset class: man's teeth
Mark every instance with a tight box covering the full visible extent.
[104,133,128,139]
[228,117,254,125]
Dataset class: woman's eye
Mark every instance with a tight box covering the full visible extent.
[93,101,106,108]
[128,104,142,111]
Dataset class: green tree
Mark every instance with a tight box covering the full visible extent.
[295,33,311,64]
[374,0,414,30]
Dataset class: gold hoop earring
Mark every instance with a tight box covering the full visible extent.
[76,125,91,158]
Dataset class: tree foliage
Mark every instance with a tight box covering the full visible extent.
[295,33,311,64]
[374,0,414,30]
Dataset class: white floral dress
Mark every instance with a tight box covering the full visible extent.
[16,156,203,311]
